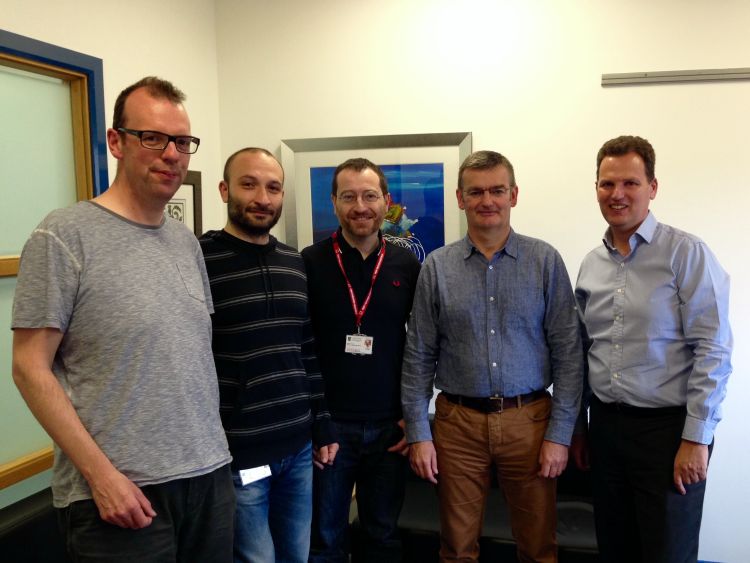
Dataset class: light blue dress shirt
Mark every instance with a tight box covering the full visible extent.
[401,231,583,446]
[575,212,733,444]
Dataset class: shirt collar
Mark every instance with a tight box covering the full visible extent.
[335,227,384,256]
[462,229,517,260]
[603,211,657,252]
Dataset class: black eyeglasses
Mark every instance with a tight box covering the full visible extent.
[118,128,200,154]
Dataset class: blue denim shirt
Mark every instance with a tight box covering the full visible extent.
[401,231,584,445]
[575,212,733,444]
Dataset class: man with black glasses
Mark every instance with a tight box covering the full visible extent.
[402,150,583,563]
[12,77,233,563]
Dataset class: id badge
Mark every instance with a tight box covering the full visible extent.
[345,333,374,355]
[239,465,272,485]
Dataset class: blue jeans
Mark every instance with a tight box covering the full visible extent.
[233,441,313,563]
[310,420,407,563]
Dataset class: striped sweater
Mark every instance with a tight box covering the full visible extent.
[200,230,333,469]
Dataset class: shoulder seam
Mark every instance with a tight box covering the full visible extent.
[32,228,82,271]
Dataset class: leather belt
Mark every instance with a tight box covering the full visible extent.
[591,395,686,418]
[442,389,549,413]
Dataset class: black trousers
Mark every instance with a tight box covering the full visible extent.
[589,396,711,563]
[58,464,235,563]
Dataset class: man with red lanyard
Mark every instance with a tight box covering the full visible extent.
[302,158,421,562]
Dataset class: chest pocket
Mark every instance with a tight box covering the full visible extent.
[176,261,206,303]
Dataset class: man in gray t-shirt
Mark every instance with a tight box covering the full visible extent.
[12,77,233,563]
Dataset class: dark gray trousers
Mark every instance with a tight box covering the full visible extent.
[58,464,235,563]
[590,397,711,563]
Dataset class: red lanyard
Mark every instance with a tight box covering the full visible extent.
[332,231,386,333]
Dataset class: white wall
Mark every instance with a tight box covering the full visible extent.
[215,1,749,561]
[1,0,226,229]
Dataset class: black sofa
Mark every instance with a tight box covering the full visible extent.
[0,488,69,563]
[351,459,598,562]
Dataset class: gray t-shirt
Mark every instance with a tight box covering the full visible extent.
[12,201,230,508]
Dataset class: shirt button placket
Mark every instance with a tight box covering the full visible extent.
[612,259,626,395]
[487,260,500,391]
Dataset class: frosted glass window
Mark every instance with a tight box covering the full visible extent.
[0,274,54,508]
[0,65,78,255]
[0,65,79,506]
[0,276,50,459]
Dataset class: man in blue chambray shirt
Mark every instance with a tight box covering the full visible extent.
[401,150,583,563]
[573,135,732,563]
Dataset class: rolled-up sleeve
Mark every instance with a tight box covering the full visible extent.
[401,256,440,443]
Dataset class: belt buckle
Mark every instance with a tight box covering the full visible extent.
[488,395,504,413]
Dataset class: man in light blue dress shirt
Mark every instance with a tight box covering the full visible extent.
[574,135,733,563]
[402,150,583,562]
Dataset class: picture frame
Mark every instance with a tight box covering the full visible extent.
[166,170,203,236]
[280,132,472,252]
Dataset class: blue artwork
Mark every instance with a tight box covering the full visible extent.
[310,162,445,262]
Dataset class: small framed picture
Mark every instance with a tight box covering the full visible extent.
[167,170,203,236]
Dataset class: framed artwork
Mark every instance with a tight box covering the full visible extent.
[166,170,203,236]
[280,133,472,257]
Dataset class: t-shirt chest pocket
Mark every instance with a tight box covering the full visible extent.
[175,261,206,303]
